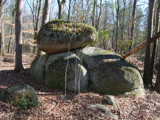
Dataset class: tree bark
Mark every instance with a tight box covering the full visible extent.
[57,0,66,20]
[95,0,102,31]
[67,0,71,21]
[91,0,96,27]
[34,0,42,40]
[8,25,13,53]
[103,0,107,30]
[15,0,24,72]
[143,0,155,86]
[115,0,120,52]
[0,0,4,67]
[150,0,160,83]
[0,0,5,56]
[121,0,126,42]
[129,0,137,51]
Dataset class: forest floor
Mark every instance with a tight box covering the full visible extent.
[0,54,160,120]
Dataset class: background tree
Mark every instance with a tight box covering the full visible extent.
[15,0,24,72]
[0,0,6,61]
[143,0,155,86]
[150,0,160,83]
[129,0,137,51]
[57,0,66,20]
[67,0,71,21]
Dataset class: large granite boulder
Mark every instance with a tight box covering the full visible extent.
[45,52,88,91]
[0,85,38,109]
[30,54,48,82]
[37,20,97,54]
[77,47,144,97]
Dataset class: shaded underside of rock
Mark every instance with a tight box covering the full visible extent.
[30,54,48,82]
[37,20,97,54]
[45,52,88,91]
[77,47,144,96]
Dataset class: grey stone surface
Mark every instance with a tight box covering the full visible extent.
[30,54,48,82]
[77,47,144,96]
[45,52,88,91]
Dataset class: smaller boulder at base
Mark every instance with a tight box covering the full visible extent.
[37,20,97,54]
[30,54,48,82]
[77,47,144,97]
[0,85,38,109]
[45,52,88,91]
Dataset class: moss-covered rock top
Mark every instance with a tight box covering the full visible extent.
[44,20,97,36]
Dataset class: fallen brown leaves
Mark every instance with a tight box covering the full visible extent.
[0,54,159,120]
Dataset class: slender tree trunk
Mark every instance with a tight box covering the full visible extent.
[121,0,126,42]
[91,0,96,27]
[42,0,51,26]
[67,0,71,21]
[103,0,107,30]
[143,0,155,86]
[150,0,160,86]
[37,0,51,56]
[129,0,137,51]
[8,25,13,53]
[57,0,66,20]
[95,0,102,31]
[115,0,120,52]
[34,0,42,40]
[15,0,24,72]
[0,0,4,67]
[128,0,132,50]
[0,0,5,56]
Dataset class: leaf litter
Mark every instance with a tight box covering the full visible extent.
[0,54,159,120]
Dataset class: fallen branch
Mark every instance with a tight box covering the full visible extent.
[123,31,160,59]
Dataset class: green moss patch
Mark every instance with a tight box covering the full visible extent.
[44,20,96,36]
[0,85,38,110]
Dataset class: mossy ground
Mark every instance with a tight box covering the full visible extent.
[0,85,39,110]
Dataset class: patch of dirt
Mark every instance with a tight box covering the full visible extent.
[0,54,159,120]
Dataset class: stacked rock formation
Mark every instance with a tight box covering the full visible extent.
[30,20,145,97]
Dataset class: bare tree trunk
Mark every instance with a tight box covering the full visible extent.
[103,0,107,30]
[8,25,13,53]
[150,0,160,86]
[129,0,137,51]
[67,0,71,21]
[121,0,126,42]
[42,0,51,26]
[95,0,102,31]
[37,0,51,56]
[57,0,66,20]
[34,0,42,40]
[0,0,4,67]
[128,0,132,50]
[91,0,96,27]
[115,0,120,52]
[15,0,24,72]
[0,0,5,56]
[143,0,155,86]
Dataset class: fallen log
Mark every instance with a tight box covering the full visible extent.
[123,31,160,59]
